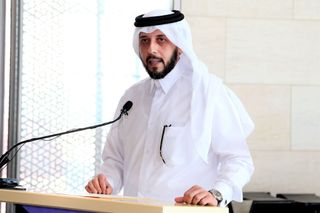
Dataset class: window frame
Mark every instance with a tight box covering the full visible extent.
[0,0,5,161]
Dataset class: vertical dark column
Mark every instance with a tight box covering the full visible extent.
[0,0,6,166]
[7,0,22,182]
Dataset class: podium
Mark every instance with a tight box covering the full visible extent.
[0,189,228,213]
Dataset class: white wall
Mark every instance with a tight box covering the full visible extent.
[182,0,320,195]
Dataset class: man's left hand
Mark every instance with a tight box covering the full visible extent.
[175,185,218,206]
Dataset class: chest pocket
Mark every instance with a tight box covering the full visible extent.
[161,125,200,167]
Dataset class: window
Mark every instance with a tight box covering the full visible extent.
[11,0,176,194]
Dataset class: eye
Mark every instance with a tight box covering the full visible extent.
[157,37,166,42]
[139,38,149,44]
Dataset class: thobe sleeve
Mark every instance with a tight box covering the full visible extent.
[211,85,254,206]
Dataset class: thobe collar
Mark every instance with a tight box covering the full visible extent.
[149,60,184,95]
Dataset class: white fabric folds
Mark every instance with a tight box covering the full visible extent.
[100,9,255,205]
[132,10,254,163]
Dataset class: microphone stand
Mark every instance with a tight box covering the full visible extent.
[0,101,132,189]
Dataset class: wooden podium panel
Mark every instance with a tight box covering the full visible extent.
[0,189,228,213]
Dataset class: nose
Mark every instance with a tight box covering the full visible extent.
[148,40,159,55]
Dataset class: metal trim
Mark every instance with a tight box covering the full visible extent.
[7,0,22,180]
[0,0,6,162]
[173,0,181,10]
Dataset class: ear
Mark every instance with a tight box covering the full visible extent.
[178,48,183,56]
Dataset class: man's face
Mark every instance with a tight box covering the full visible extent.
[139,29,181,79]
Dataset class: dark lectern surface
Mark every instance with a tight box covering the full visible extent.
[244,192,288,201]
[242,192,296,213]
[277,193,320,204]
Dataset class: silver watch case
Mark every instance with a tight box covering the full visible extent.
[209,189,223,202]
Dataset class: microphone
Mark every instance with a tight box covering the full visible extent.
[0,101,133,189]
[121,100,133,116]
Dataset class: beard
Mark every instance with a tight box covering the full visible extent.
[142,48,179,80]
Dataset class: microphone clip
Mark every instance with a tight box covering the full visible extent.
[121,109,129,116]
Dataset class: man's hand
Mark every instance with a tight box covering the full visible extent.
[175,185,218,206]
[85,173,113,194]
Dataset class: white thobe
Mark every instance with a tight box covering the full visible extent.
[101,61,254,206]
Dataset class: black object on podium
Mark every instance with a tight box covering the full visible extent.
[277,193,320,213]
[243,192,297,213]
[0,178,25,190]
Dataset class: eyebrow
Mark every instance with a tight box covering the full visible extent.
[139,35,148,39]
[139,34,167,39]
[156,34,166,38]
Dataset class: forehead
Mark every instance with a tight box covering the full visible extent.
[139,29,167,38]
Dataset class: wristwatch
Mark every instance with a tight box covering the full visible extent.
[208,189,223,205]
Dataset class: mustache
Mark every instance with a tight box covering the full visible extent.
[146,55,164,64]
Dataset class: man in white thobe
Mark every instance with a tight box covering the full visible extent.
[85,9,254,207]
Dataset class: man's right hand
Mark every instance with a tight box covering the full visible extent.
[85,173,113,194]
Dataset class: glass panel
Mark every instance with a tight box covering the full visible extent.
[18,0,172,193]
